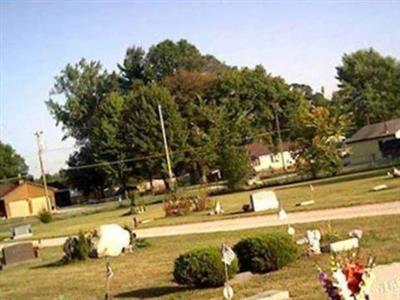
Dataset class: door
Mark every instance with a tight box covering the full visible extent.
[9,200,30,218]
[31,196,48,214]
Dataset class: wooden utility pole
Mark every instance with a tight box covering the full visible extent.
[274,105,287,171]
[157,104,174,190]
[34,131,52,213]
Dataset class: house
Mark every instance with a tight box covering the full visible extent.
[0,181,56,219]
[245,142,295,173]
[346,118,400,165]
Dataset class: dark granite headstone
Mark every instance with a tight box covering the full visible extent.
[1,243,38,266]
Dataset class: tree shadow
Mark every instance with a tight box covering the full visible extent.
[115,285,196,298]
[30,259,66,269]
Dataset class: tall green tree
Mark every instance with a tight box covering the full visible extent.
[287,99,350,178]
[47,59,119,142]
[146,39,204,80]
[63,146,108,197]
[0,141,29,179]
[335,48,400,130]
[121,83,188,187]
[89,92,134,200]
[118,46,147,89]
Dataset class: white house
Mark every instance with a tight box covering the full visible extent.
[245,142,295,173]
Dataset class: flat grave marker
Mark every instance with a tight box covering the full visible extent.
[244,290,290,300]
[330,238,359,253]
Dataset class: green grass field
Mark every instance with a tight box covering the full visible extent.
[0,174,399,240]
[1,214,399,300]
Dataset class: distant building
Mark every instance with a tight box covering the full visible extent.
[346,118,400,165]
[245,142,295,173]
[0,181,56,219]
[48,182,72,207]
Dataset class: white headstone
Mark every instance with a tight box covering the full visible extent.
[250,191,279,212]
[330,238,359,253]
[93,224,130,257]
[370,262,400,300]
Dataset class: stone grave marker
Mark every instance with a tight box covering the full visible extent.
[330,238,359,253]
[1,243,39,267]
[12,224,32,240]
[370,262,400,300]
[250,191,279,212]
[244,290,290,300]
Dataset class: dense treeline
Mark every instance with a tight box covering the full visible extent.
[46,40,400,198]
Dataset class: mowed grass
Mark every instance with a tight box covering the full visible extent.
[0,214,399,300]
[1,174,399,240]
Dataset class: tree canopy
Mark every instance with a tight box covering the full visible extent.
[46,40,399,195]
[0,141,29,180]
[334,48,400,130]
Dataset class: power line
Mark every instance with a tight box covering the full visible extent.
[62,128,290,171]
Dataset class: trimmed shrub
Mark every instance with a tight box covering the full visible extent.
[233,232,297,273]
[173,247,238,287]
[38,209,52,223]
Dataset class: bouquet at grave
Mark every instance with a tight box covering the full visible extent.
[317,253,375,300]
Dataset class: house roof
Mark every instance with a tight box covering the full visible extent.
[245,142,291,158]
[245,142,272,158]
[0,183,17,198]
[0,181,56,198]
[347,118,400,144]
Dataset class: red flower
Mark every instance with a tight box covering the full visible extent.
[343,260,365,294]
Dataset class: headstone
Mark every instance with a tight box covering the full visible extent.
[372,184,388,191]
[12,224,32,240]
[250,191,279,212]
[370,262,400,300]
[1,243,38,266]
[244,290,290,300]
[330,238,359,253]
[306,229,321,254]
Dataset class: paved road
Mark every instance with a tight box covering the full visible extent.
[1,201,400,250]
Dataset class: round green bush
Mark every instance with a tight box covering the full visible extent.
[233,232,297,273]
[38,209,52,223]
[173,246,238,287]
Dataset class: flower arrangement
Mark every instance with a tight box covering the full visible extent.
[317,252,375,300]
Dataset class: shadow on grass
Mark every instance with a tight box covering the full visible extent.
[115,285,196,298]
[30,259,66,269]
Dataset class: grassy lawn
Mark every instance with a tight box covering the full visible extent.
[0,174,399,241]
[0,214,399,299]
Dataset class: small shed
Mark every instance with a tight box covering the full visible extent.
[0,182,56,219]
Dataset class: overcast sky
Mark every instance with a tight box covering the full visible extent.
[1,0,399,177]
